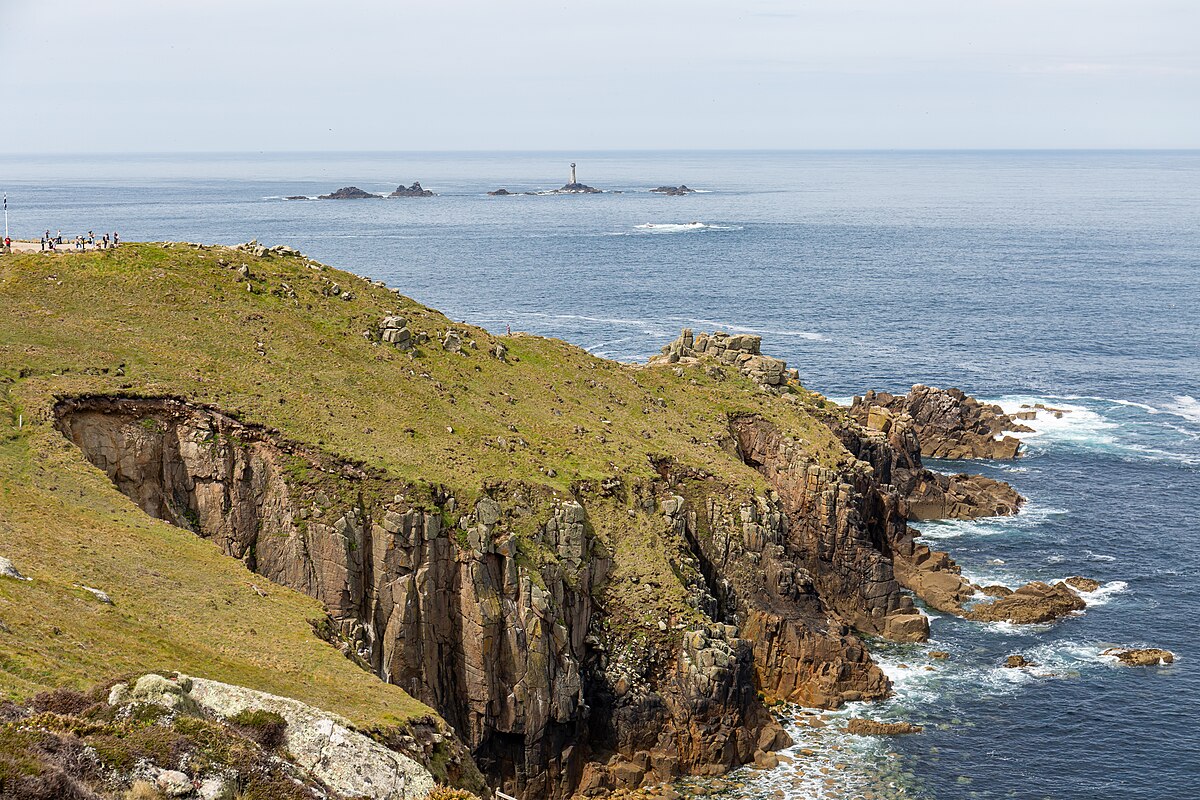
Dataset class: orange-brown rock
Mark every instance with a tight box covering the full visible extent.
[845,718,922,736]
[1004,654,1035,668]
[1064,576,1101,592]
[1102,648,1175,666]
[965,581,1086,624]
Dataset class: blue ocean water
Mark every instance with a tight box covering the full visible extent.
[2,150,1198,798]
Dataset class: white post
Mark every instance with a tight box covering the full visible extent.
[3,193,8,242]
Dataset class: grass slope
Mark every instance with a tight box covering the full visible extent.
[0,243,852,723]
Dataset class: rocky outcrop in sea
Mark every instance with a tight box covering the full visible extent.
[391,182,435,197]
[318,186,379,200]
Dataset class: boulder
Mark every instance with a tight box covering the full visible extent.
[186,675,434,799]
[965,581,1086,624]
[1063,575,1100,592]
[1102,648,1175,666]
[845,718,922,736]
[0,556,30,581]
[1004,654,1036,668]
[442,330,463,353]
[318,186,378,200]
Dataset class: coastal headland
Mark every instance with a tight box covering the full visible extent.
[0,242,1154,800]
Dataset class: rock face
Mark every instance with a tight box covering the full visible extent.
[1102,648,1175,666]
[845,718,922,736]
[55,397,797,799]
[965,581,1086,624]
[729,416,929,644]
[319,186,379,200]
[650,329,793,388]
[390,182,435,197]
[843,401,1025,520]
[649,186,696,196]
[850,385,1030,460]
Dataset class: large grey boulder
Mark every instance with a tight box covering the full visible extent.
[0,556,30,581]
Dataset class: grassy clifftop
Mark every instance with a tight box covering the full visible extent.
[0,242,850,726]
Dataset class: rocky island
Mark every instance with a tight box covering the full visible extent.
[650,185,697,196]
[318,186,380,200]
[0,243,1141,800]
[391,182,435,197]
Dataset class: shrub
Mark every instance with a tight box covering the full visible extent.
[30,688,94,717]
[227,709,287,750]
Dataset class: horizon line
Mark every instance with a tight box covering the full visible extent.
[2,147,1199,158]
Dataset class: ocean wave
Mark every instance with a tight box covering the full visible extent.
[994,395,1198,467]
[912,502,1068,541]
[672,317,829,341]
[632,222,742,233]
[1065,579,1128,606]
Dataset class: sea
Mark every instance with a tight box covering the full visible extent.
[2,150,1197,799]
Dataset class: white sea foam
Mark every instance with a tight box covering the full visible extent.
[1164,394,1200,423]
[674,317,830,341]
[632,221,742,233]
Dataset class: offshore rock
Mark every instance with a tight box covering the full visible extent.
[390,182,435,197]
[319,186,379,200]
[649,186,697,196]
[965,581,1086,624]
[1102,648,1175,666]
[850,385,1029,460]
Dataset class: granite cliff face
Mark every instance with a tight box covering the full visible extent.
[54,396,797,798]
[850,385,1030,460]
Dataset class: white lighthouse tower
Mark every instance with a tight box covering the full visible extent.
[569,162,577,185]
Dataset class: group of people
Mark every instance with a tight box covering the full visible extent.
[40,229,119,252]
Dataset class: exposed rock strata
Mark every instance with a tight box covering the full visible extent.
[850,385,1030,460]
[55,397,795,799]
[835,401,1025,520]
[651,329,796,388]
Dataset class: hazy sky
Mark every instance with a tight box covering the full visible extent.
[1,0,1196,152]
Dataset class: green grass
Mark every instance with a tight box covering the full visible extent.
[0,242,857,728]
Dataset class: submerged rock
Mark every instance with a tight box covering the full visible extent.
[845,718,923,735]
[1004,654,1036,668]
[1102,648,1175,666]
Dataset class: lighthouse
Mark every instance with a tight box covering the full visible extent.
[569,162,577,186]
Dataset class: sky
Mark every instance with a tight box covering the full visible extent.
[0,0,1196,152]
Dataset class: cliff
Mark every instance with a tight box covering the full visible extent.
[0,243,1026,798]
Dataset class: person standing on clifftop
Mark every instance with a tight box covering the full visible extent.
[113,232,120,247]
